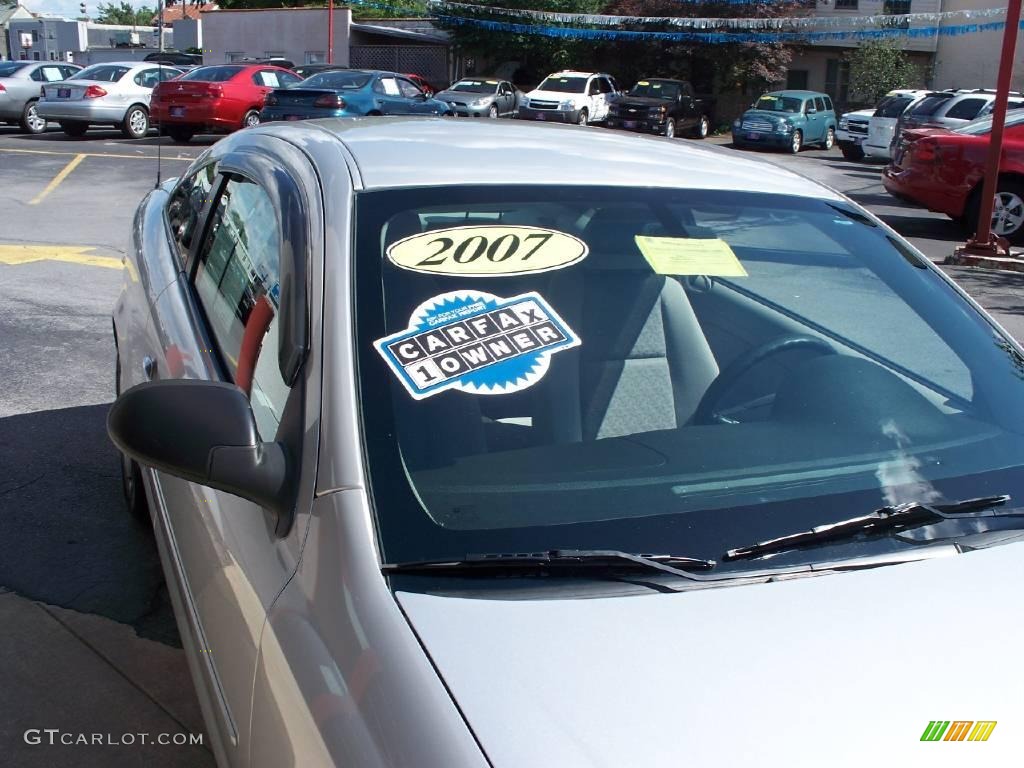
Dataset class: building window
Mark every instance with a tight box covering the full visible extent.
[32,51,40,60]
[49,51,56,60]
[786,69,809,90]
[825,58,850,105]
[305,51,325,64]
[264,51,284,59]
[226,51,246,62]
[834,0,858,8]
[884,0,912,13]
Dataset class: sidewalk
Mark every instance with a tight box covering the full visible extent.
[0,589,214,768]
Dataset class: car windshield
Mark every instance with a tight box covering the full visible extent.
[875,96,914,118]
[957,108,1024,136]
[0,62,30,77]
[70,65,130,82]
[449,79,497,93]
[354,186,1024,569]
[538,76,588,93]
[755,95,802,113]
[908,94,952,117]
[629,81,681,100]
[180,65,243,82]
[301,71,371,89]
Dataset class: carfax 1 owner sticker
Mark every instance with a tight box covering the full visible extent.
[375,225,585,400]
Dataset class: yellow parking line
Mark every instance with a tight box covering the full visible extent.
[29,153,86,205]
[0,147,193,161]
[0,244,122,270]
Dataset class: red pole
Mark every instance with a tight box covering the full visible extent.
[327,0,334,64]
[968,0,1022,252]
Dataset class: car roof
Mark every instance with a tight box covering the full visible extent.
[264,117,845,200]
[764,90,829,99]
[549,71,603,78]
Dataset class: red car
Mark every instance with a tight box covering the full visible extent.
[151,63,302,143]
[404,73,440,98]
[883,109,1024,243]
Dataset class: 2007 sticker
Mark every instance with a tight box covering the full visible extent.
[375,290,581,400]
[386,226,588,277]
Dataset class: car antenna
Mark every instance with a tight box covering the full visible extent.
[154,0,164,189]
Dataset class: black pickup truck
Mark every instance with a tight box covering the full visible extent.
[606,78,714,139]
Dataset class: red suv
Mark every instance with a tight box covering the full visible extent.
[151,63,302,143]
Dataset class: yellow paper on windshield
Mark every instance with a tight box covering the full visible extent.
[634,236,748,277]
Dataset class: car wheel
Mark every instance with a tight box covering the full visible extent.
[20,99,46,134]
[115,353,149,523]
[663,118,676,138]
[577,109,588,126]
[841,145,865,161]
[121,105,149,139]
[693,115,710,139]
[59,121,88,138]
[990,183,1024,244]
[166,127,194,143]
[488,104,498,119]
[824,127,836,150]
[789,129,803,154]
[242,109,260,129]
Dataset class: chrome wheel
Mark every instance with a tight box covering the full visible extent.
[243,110,260,128]
[123,106,148,138]
[488,104,498,119]
[790,130,803,154]
[664,118,675,138]
[824,127,835,150]
[992,191,1024,238]
[577,109,588,126]
[697,115,709,139]
[23,101,46,134]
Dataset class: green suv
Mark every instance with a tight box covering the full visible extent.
[732,90,837,154]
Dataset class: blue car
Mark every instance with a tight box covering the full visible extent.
[260,69,452,122]
[731,90,837,154]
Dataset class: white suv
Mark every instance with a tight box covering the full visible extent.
[863,89,932,160]
[519,71,619,125]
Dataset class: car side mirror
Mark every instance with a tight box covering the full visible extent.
[807,107,817,114]
[415,92,428,101]
[107,380,292,520]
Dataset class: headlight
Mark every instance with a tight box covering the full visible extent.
[522,98,530,107]
[559,100,574,110]
[839,117,849,129]
[649,105,667,115]
[776,119,792,132]
[733,118,741,128]
[472,99,489,108]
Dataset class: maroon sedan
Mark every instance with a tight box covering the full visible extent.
[883,110,1024,244]
[151,63,302,143]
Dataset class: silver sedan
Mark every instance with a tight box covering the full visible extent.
[37,61,182,138]
[0,60,81,133]
[434,77,522,118]
[109,119,1024,766]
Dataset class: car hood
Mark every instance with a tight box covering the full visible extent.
[741,109,794,123]
[614,95,671,108]
[526,88,584,103]
[436,90,494,103]
[843,108,876,120]
[397,541,1024,766]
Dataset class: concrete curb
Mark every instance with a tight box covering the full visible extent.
[944,253,1024,272]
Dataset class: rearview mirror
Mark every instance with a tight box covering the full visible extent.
[107,380,292,519]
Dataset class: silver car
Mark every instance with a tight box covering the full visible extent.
[108,119,1024,766]
[0,60,81,134]
[434,77,522,118]
[37,61,182,139]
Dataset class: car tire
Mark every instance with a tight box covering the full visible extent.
[577,109,588,126]
[59,121,88,138]
[166,127,195,143]
[20,99,46,134]
[789,129,803,154]
[366,110,383,116]
[114,353,150,524]
[824,127,836,150]
[966,180,1024,245]
[242,109,260,129]
[121,105,149,139]
[663,118,676,138]
[488,104,498,119]
[692,115,710,139]
[841,145,865,161]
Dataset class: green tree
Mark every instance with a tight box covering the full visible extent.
[96,1,155,25]
[847,39,921,105]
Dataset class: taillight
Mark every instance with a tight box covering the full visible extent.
[0,83,7,93]
[84,85,107,99]
[264,93,278,106]
[913,140,938,162]
[204,84,223,99]
[313,93,345,109]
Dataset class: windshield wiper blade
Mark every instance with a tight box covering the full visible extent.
[383,549,717,581]
[725,495,1014,562]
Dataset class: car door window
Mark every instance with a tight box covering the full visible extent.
[134,69,160,88]
[823,96,834,112]
[166,163,218,268]
[598,78,613,94]
[588,79,600,96]
[378,77,400,96]
[945,98,986,120]
[253,70,281,88]
[156,67,182,81]
[814,97,826,112]
[34,66,64,82]
[193,176,289,438]
[397,77,422,99]
[279,71,302,87]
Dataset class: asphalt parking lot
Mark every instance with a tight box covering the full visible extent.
[1,120,1023,767]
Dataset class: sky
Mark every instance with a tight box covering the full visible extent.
[22,0,154,21]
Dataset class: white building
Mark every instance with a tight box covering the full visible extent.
[932,0,1024,91]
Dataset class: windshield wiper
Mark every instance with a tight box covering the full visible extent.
[725,495,1015,562]
[383,549,717,581]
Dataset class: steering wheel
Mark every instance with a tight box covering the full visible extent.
[692,334,836,425]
